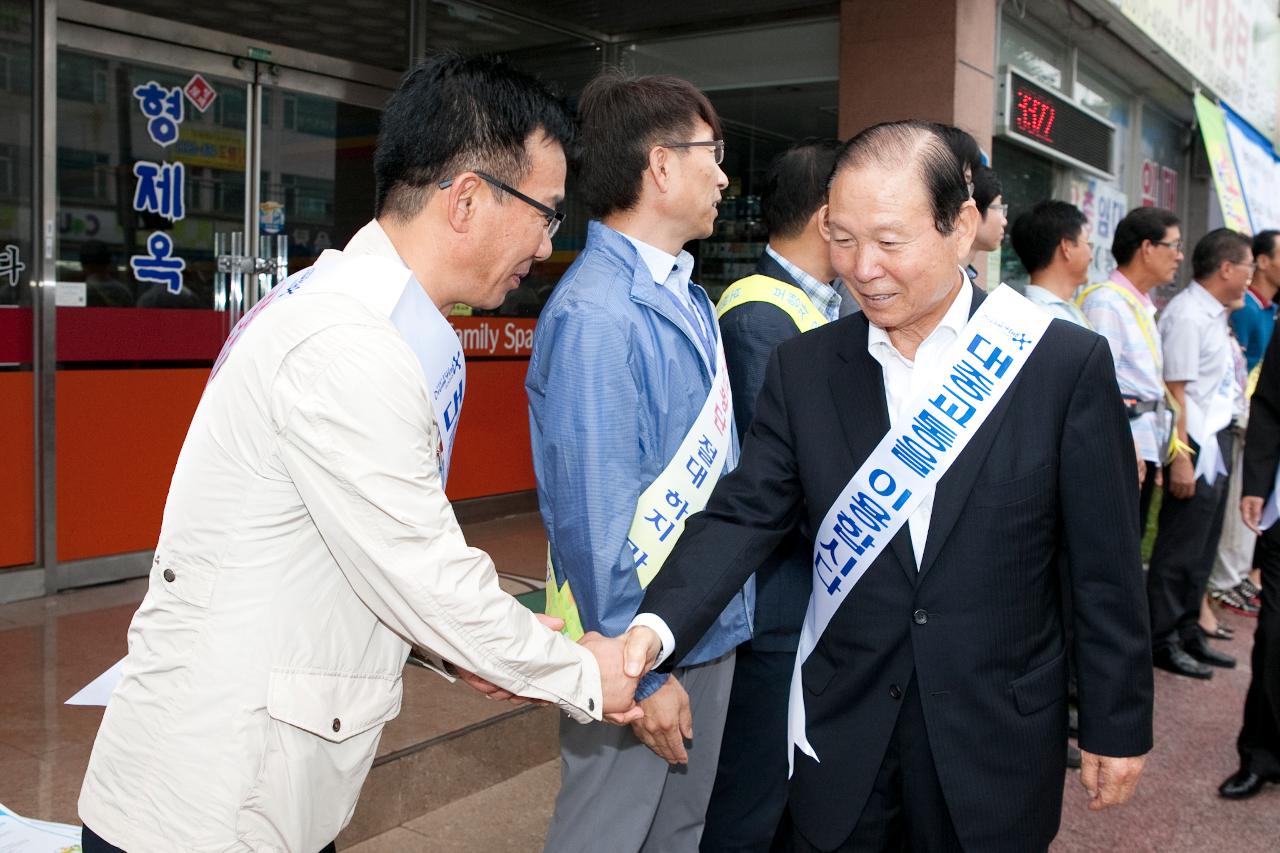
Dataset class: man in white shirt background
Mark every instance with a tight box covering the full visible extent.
[1010,199,1092,328]
[1147,228,1253,680]
[77,54,640,853]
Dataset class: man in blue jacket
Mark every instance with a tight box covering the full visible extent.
[700,138,843,853]
[527,71,753,852]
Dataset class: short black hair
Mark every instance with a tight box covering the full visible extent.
[1009,200,1088,276]
[761,139,842,240]
[1111,206,1180,266]
[933,124,983,187]
[1191,228,1252,280]
[1254,229,1279,260]
[577,71,722,219]
[832,120,969,236]
[374,53,574,221]
[971,165,1002,217]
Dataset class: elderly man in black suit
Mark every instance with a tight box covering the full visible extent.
[619,120,1154,852]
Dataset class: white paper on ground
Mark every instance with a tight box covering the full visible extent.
[0,803,81,853]
[65,658,124,707]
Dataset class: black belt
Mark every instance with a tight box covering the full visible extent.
[1123,397,1160,418]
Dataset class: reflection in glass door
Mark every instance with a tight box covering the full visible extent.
[48,20,391,576]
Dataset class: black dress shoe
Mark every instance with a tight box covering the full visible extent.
[1219,767,1280,799]
[1185,636,1237,668]
[1201,623,1235,641]
[1153,647,1213,679]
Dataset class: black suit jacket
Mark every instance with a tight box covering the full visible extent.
[717,252,820,649]
[1243,322,1280,497]
[642,285,1154,851]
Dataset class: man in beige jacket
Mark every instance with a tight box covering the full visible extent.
[78,55,638,853]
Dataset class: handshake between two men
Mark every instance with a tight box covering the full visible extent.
[454,618,677,759]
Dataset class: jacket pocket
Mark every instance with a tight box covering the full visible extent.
[236,669,403,852]
[802,648,838,697]
[1009,649,1067,716]
[266,668,403,742]
[151,551,217,609]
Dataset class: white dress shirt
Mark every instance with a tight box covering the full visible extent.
[1160,281,1246,420]
[867,279,973,564]
[622,232,714,363]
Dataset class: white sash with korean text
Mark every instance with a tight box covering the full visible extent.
[787,284,1051,772]
[1184,362,1237,489]
[629,338,734,587]
[211,250,466,484]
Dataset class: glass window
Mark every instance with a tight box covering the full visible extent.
[98,0,411,71]
[1139,105,1183,212]
[999,17,1066,91]
[1074,62,1131,192]
[0,0,33,310]
[57,51,249,308]
[993,137,1057,288]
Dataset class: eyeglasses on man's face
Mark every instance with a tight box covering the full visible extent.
[660,139,725,165]
[438,171,564,239]
[1153,239,1183,252]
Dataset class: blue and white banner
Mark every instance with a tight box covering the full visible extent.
[788,284,1051,772]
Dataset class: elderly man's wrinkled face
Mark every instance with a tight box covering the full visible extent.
[827,161,978,343]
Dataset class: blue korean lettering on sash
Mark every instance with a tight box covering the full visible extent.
[132,81,185,147]
[130,232,185,294]
[788,284,1052,773]
[626,537,650,570]
[132,161,185,222]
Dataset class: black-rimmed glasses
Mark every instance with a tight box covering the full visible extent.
[660,139,725,165]
[438,171,564,238]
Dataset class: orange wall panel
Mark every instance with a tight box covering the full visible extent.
[56,369,206,562]
[51,361,534,563]
[445,360,536,501]
[0,372,36,568]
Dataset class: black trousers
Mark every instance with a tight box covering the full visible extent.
[1238,525,1280,776]
[774,677,963,853]
[701,642,796,853]
[82,825,337,853]
[1147,433,1234,653]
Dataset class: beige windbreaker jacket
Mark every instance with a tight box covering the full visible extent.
[78,222,602,852]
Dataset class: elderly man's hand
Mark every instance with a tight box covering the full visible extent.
[1079,750,1146,811]
[1168,453,1195,499]
[1241,495,1265,535]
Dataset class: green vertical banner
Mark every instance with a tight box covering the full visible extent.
[1194,93,1252,234]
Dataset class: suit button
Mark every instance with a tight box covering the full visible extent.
[332,718,341,733]
[913,609,928,625]
[889,684,902,700]
[588,698,596,713]
[162,569,176,582]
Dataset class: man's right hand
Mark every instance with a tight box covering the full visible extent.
[1242,495,1265,535]
[579,631,644,724]
[1168,453,1195,499]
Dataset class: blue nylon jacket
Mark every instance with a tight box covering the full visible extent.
[526,220,754,700]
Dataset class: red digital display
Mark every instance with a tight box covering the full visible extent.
[1002,70,1113,177]
[1014,88,1056,143]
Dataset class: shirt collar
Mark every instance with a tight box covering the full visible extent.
[621,233,694,290]
[1187,280,1227,318]
[1109,268,1153,308]
[1024,284,1069,306]
[764,244,842,321]
[867,272,973,363]
[1248,285,1273,310]
[345,219,408,267]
